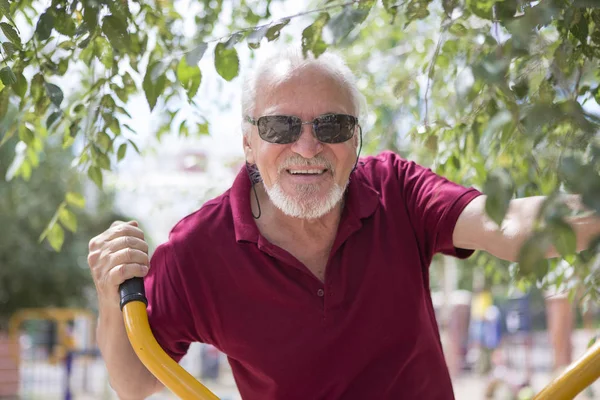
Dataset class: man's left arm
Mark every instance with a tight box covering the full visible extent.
[453,194,600,261]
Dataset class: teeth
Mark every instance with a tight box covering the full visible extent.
[288,169,324,174]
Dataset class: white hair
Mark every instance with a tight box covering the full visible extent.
[241,48,366,137]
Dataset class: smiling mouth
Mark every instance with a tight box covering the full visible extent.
[286,169,328,175]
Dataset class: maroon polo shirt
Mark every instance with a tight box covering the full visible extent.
[145,151,481,400]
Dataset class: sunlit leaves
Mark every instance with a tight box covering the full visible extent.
[484,168,514,226]
[214,42,239,81]
[65,192,85,208]
[87,165,103,188]
[405,0,432,26]
[302,13,330,58]
[177,58,202,99]
[46,223,65,251]
[59,207,77,233]
[117,143,127,161]
[143,60,168,111]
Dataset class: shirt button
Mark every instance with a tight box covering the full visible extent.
[317,289,324,297]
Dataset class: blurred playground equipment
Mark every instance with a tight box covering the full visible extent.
[6,308,107,399]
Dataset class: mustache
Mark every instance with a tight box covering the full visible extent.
[278,155,334,173]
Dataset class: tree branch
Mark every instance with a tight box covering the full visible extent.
[424,20,447,129]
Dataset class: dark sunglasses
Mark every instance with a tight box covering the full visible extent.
[245,113,358,144]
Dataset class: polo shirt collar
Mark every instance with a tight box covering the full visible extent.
[229,167,380,244]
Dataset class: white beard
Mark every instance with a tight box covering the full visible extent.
[265,180,347,220]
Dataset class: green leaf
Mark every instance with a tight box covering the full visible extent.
[405,0,432,26]
[0,66,16,86]
[142,61,168,111]
[127,139,140,154]
[59,207,77,233]
[1,42,16,58]
[449,23,467,37]
[0,0,16,26]
[588,336,597,350]
[45,83,64,107]
[326,4,372,44]
[214,42,239,81]
[518,232,551,279]
[467,0,494,20]
[35,11,54,41]
[13,72,27,98]
[18,126,34,145]
[46,111,61,128]
[1,22,21,48]
[570,12,589,46]
[102,15,131,51]
[483,169,514,226]
[65,192,85,208]
[185,43,208,66]
[53,9,76,37]
[548,218,577,258]
[117,143,127,161]
[198,123,209,135]
[177,58,202,99]
[83,4,99,31]
[266,19,290,42]
[87,165,103,188]
[302,13,330,58]
[47,223,65,251]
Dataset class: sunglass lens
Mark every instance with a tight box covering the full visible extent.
[315,114,356,143]
[258,116,301,144]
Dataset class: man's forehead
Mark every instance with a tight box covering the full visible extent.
[254,65,353,116]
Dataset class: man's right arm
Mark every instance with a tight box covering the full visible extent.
[88,221,164,399]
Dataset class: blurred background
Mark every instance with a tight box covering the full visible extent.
[1,0,600,399]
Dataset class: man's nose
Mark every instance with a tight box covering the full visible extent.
[291,123,323,158]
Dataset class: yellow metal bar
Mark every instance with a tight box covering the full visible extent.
[534,339,600,400]
[122,301,220,400]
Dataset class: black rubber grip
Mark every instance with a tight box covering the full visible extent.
[119,277,148,310]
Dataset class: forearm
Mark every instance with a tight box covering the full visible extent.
[484,195,600,261]
[97,303,163,399]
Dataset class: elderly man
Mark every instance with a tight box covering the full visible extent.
[88,50,600,400]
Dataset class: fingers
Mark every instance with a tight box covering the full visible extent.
[89,222,145,251]
[106,236,149,255]
[107,263,149,287]
[110,247,149,268]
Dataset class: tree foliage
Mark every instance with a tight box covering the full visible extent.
[0,0,599,301]
[0,133,128,328]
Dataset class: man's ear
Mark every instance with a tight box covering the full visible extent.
[243,134,255,165]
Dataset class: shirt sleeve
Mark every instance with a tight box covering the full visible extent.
[144,241,198,363]
[394,155,482,259]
